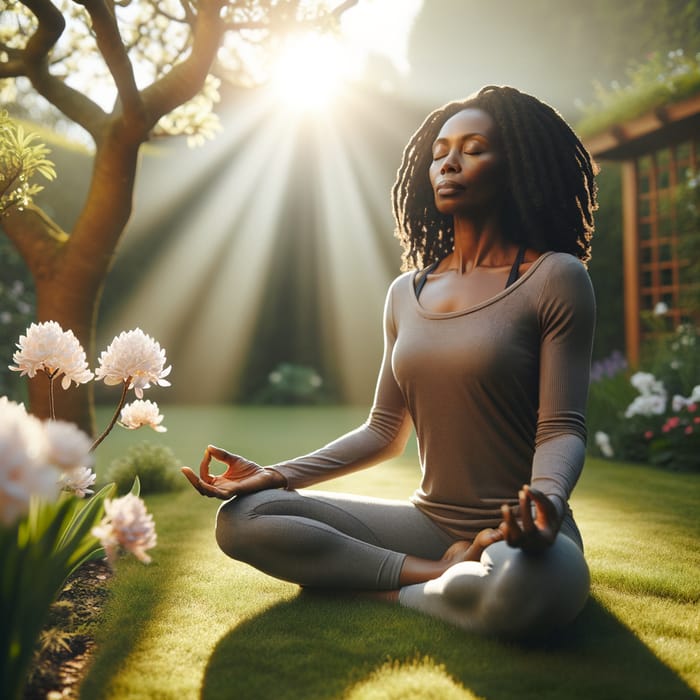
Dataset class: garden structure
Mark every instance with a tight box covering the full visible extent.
[584,91,700,366]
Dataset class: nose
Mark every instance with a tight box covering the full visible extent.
[440,149,461,174]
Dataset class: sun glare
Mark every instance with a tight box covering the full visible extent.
[269,32,355,113]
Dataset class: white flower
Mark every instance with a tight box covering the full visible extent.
[0,397,58,525]
[119,400,167,432]
[629,372,666,397]
[625,394,667,418]
[690,385,700,403]
[671,394,688,412]
[92,493,157,565]
[44,420,93,472]
[653,301,669,315]
[8,321,94,389]
[61,466,96,498]
[594,431,614,458]
[95,329,171,399]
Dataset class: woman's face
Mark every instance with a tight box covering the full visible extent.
[428,108,506,218]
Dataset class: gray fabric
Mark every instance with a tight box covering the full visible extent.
[216,489,454,590]
[398,535,590,638]
[271,253,595,541]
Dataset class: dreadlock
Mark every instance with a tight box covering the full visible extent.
[391,85,599,271]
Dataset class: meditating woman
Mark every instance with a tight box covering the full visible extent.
[182,85,598,638]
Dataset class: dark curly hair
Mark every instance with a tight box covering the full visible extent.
[391,85,599,271]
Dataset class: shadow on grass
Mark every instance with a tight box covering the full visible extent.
[201,593,698,700]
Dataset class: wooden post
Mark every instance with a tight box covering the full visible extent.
[622,160,640,367]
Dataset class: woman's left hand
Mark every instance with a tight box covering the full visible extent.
[499,485,560,554]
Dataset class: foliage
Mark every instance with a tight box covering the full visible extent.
[577,49,700,137]
[0,481,117,700]
[106,441,184,495]
[0,236,35,401]
[0,109,56,216]
[588,323,700,471]
[252,362,327,405]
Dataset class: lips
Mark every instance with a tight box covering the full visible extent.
[435,180,465,196]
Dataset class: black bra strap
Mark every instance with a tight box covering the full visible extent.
[505,245,527,288]
[415,245,527,299]
[414,259,440,298]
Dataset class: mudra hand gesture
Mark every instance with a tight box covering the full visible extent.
[500,485,561,554]
[181,445,285,499]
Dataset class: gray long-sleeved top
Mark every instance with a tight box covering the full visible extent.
[271,252,596,542]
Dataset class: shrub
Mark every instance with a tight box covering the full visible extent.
[252,363,326,405]
[588,324,700,471]
[106,442,184,495]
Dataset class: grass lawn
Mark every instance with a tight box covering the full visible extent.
[80,405,700,700]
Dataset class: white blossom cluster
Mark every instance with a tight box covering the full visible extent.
[671,385,700,412]
[594,431,614,458]
[119,399,167,432]
[9,321,94,388]
[95,328,171,399]
[9,322,170,434]
[0,397,95,525]
[625,372,668,418]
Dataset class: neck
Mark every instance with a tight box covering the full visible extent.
[446,216,515,272]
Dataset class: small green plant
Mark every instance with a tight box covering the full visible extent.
[577,49,700,137]
[106,442,184,495]
[253,362,326,405]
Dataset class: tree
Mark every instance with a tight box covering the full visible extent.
[0,0,357,433]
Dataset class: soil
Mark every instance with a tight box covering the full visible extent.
[23,559,112,700]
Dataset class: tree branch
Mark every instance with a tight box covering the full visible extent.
[140,0,226,129]
[1,203,68,280]
[75,0,144,127]
[16,0,108,141]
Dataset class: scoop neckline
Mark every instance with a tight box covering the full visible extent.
[411,251,555,319]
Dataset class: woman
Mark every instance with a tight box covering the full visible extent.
[183,85,597,638]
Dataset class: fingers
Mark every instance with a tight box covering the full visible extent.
[500,503,522,546]
[199,447,214,484]
[182,466,212,496]
[519,487,535,532]
[181,466,231,500]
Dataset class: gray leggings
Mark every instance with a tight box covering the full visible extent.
[216,489,590,637]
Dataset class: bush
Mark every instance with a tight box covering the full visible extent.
[105,442,184,495]
[252,363,326,405]
[588,327,700,471]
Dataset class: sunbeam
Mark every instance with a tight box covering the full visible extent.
[100,85,426,404]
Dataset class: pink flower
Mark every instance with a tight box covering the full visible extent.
[694,417,700,424]
[687,403,697,413]
[92,493,157,566]
[644,430,654,440]
[685,426,693,435]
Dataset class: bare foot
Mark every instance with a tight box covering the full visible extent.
[442,528,503,565]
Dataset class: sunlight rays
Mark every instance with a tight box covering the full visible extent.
[99,85,423,404]
[312,113,391,403]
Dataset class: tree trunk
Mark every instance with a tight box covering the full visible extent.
[28,272,99,435]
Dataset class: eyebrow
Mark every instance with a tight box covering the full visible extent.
[433,132,489,145]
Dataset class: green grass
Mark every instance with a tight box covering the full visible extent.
[80,405,700,699]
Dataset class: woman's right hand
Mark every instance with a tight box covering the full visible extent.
[181,445,286,500]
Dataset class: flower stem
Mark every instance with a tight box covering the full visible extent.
[90,379,131,453]
[45,369,58,420]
